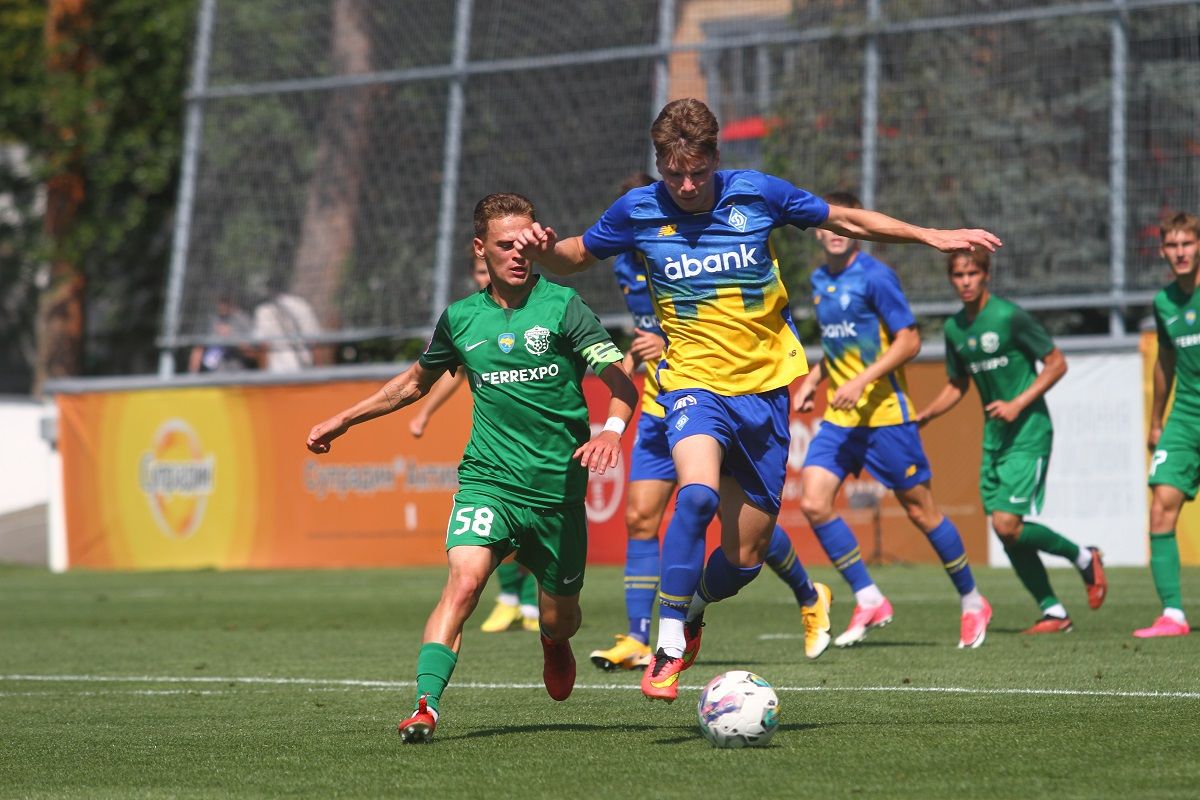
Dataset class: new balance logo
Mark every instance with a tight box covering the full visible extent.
[662,244,759,281]
[821,321,857,339]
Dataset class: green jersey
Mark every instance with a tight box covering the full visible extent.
[1154,281,1200,422]
[943,295,1055,454]
[419,276,622,507]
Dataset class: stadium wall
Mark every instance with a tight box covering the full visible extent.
[47,349,1161,572]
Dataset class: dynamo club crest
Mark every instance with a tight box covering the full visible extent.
[498,333,516,353]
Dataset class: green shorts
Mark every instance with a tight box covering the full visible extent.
[1148,417,1200,499]
[446,489,588,596]
[980,449,1049,516]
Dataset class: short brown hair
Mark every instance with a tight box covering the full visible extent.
[473,192,536,239]
[823,190,863,210]
[947,249,991,273]
[650,99,719,165]
[620,171,655,194]
[1160,211,1200,242]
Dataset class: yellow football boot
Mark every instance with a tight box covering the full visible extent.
[480,600,523,633]
[801,582,833,660]
[589,634,652,671]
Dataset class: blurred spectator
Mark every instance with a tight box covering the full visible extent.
[188,291,255,373]
[253,277,324,372]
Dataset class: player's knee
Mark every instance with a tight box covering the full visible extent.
[540,600,581,640]
[991,515,1021,541]
[446,573,487,611]
[908,507,939,532]
[625,505,660,540]
[676,483,719,519]
[731,540,767,567]
[799,492,833,523]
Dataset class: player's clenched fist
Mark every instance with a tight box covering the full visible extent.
[306,417,347,454]
[513,222,557,258]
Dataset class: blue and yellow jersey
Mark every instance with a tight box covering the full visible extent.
[612,251,666,417]
[811,252,916,427]
[584,170,828,396]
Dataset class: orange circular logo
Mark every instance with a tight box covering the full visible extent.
[138,419,214,539]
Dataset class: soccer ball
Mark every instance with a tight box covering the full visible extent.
[696,670,780,748]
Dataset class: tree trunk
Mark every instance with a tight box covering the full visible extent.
[34,0,91,396]
[290,0,373,333]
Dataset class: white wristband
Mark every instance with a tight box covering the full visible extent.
[602,416,627,436]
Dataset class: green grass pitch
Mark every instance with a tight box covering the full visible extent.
[1,562,1197,799]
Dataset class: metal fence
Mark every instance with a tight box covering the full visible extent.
[158,0,1200,374]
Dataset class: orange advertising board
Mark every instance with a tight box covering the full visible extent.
[57,364,988,571]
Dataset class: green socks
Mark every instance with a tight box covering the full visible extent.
[1002,539,1058,611]
[1019,522,1081,562]
[497,561,524,595]
[518,568,539,607]
[1149,531,1184,610]
[414,642,458,713]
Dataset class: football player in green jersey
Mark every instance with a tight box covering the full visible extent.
[409,250,542,635]
[916,250,1107,633]
[1137,211,1200,638]
[306,193,638,741]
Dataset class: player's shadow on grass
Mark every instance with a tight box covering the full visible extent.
[452,723,659,740]
[652,721,841,745]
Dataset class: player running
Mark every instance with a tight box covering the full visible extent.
[915,249,1107,633]
[409,251,541,635]
[306,193,638,741]
[515,98,1001,701]
[1138,211,1200,638]
[795,192,991,649]
[589,173,834,673]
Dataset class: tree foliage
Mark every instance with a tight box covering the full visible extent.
[0,0,193,393]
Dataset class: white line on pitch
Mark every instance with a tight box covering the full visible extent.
[3,674,1199,700]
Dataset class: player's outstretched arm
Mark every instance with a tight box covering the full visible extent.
[409,370,467,438]
[573,361,638,475]
[915,376,970,428]
[822,205,1002,254]
[307,361,442,454]
[513,223,598,276]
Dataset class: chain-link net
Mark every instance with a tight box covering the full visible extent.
[167,0,1200,356]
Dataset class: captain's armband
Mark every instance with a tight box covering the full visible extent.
[581,340,623,372]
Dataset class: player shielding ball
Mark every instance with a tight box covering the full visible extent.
[1139,211,1200,638]
[916,249,1107,633]
[306,193,638,741]
[589,173,834,673]
[515,98,1000,702]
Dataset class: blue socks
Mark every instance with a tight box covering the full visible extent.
[927,517,975,595]
[624,538,660,644]
[813,516,874,592]
[765,525,819,605]
[658,484,719,622]
[698,546,762,603]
